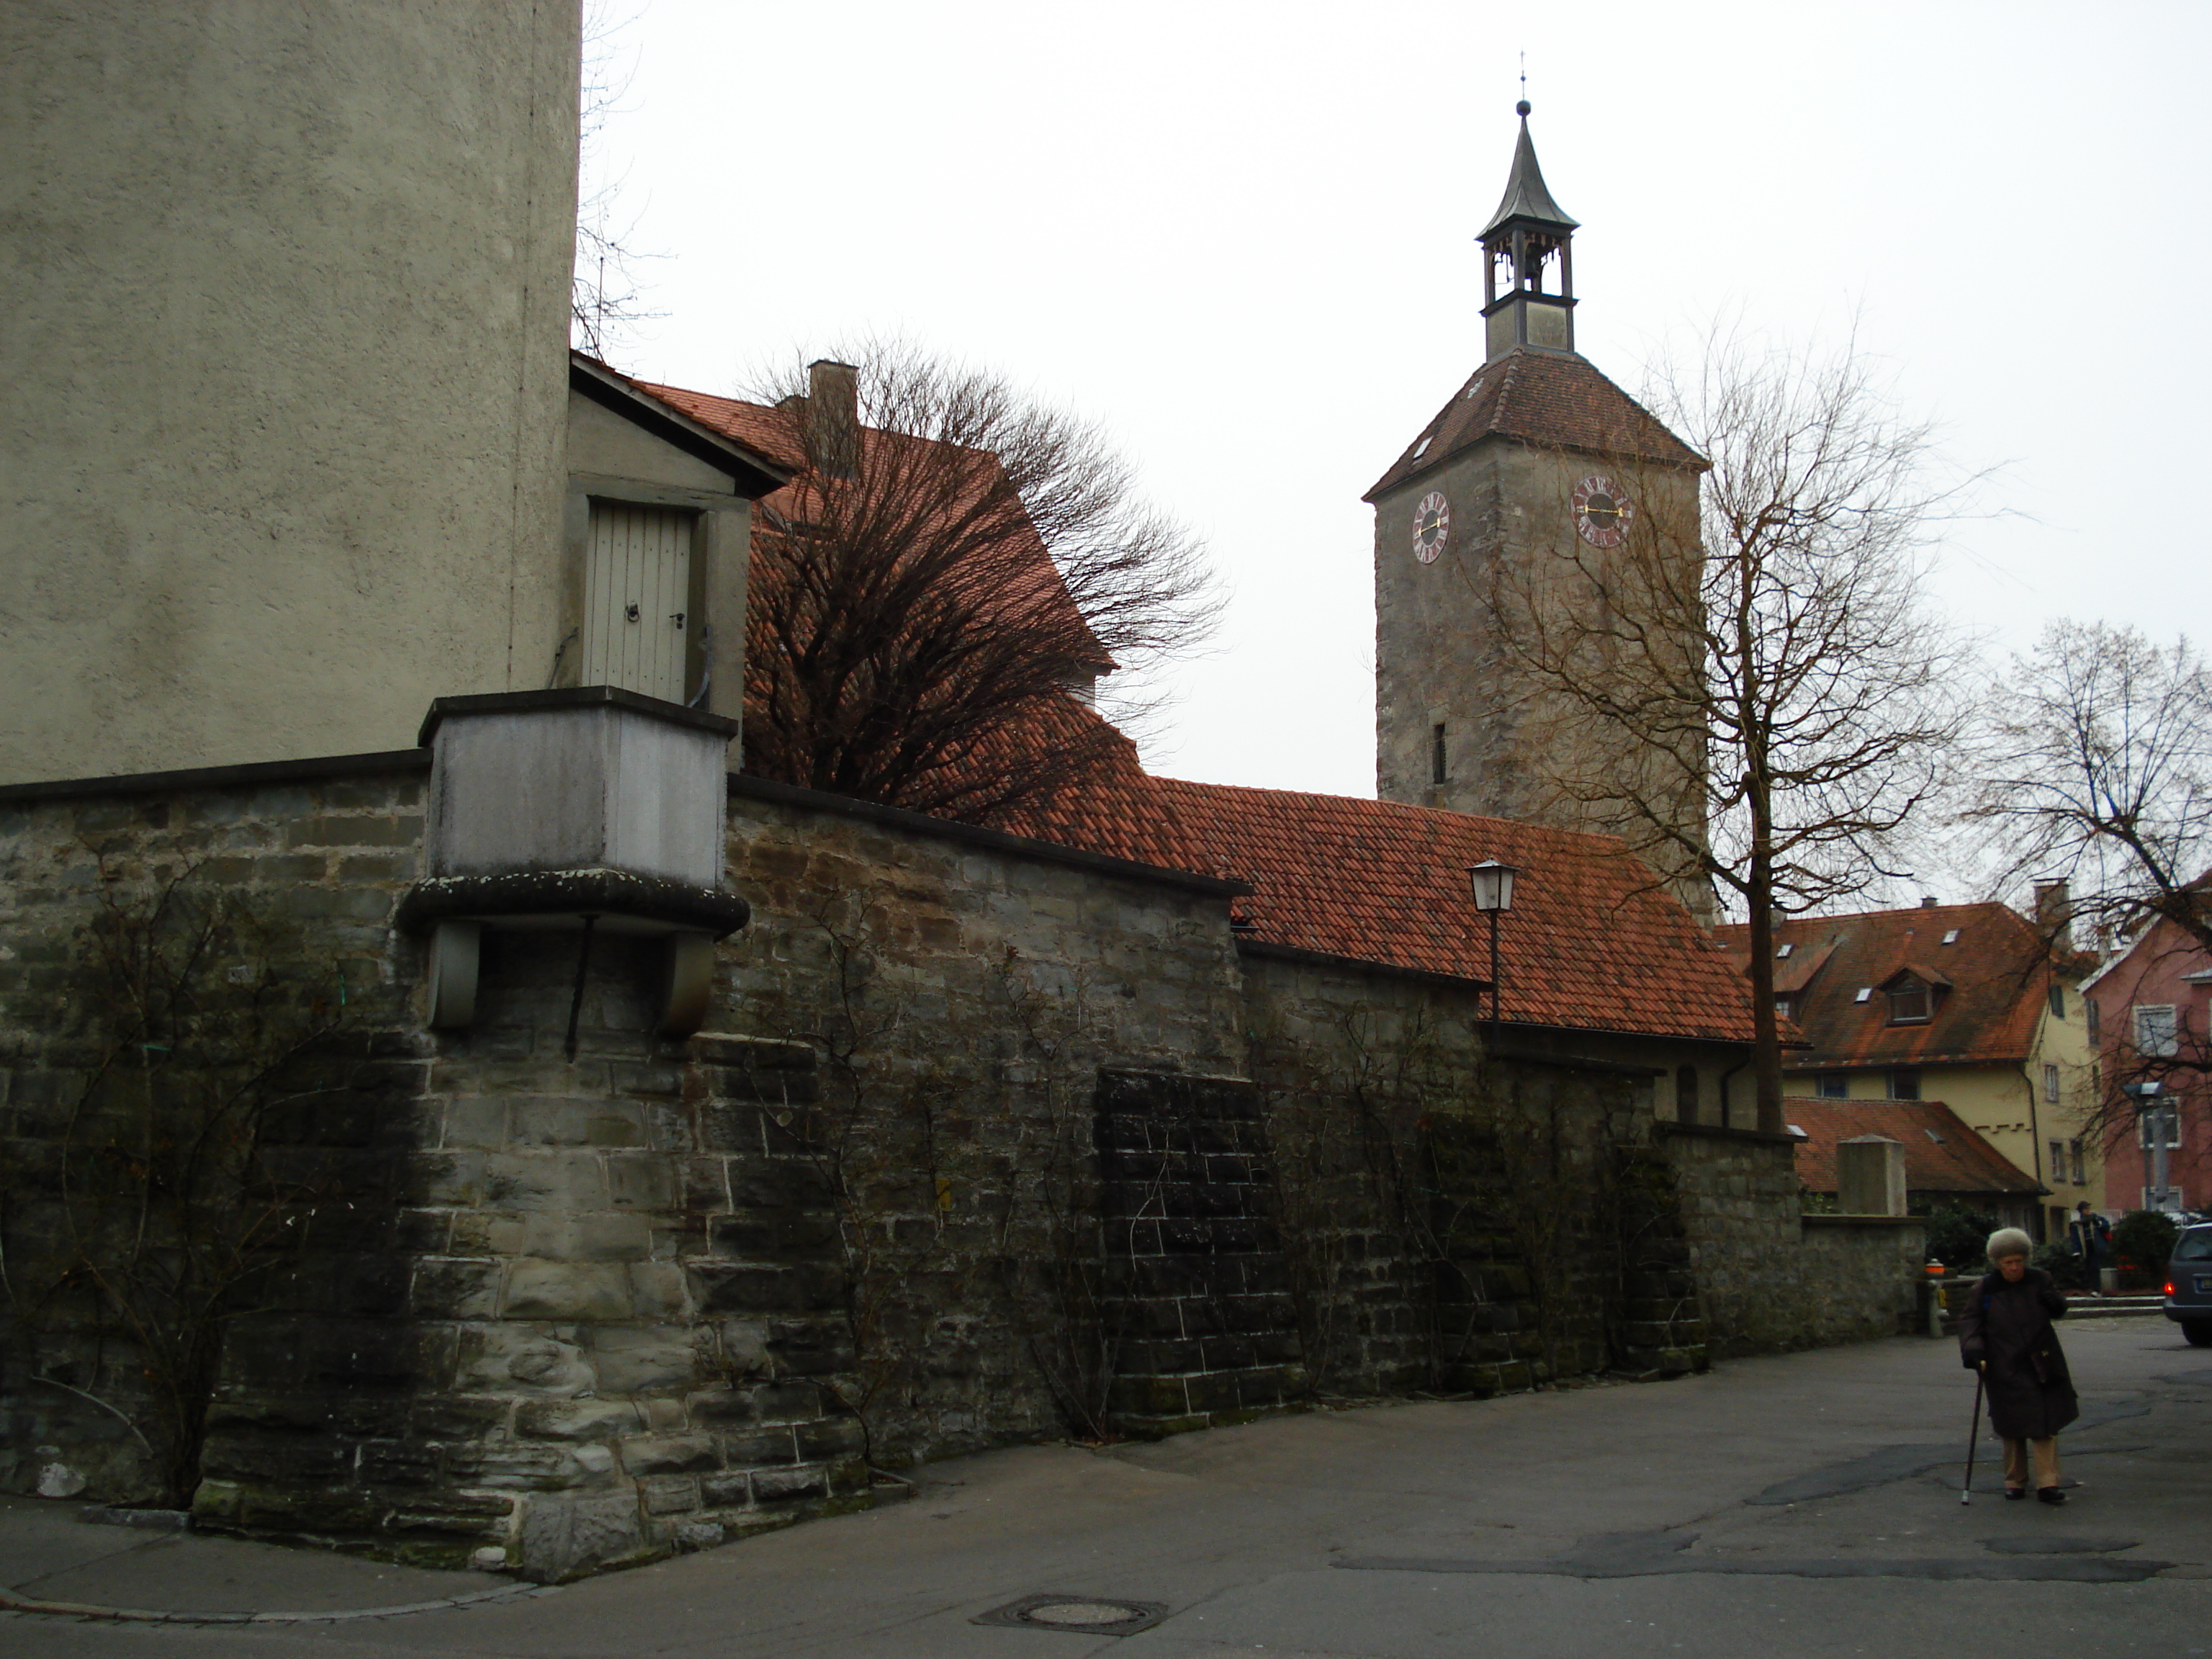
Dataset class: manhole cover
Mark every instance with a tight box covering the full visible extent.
[973,1593,1170,1636]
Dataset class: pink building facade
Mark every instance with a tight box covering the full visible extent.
[2085,916,2212,1214]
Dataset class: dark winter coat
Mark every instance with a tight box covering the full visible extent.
[1957,1267,2079,1440]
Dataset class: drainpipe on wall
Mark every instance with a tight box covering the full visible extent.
[2020,1059,2049,1241]
[1718,1056,1749,1130]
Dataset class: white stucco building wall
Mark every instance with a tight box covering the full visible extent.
[0,1,582,783]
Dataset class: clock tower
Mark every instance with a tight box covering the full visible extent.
[1367,102,1711,912]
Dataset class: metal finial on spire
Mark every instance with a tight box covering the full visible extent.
[1518,54,1530,117]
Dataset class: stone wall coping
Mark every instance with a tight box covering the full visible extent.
[726,772,1254,900]
[1236,938,1490,994]
[1488,1044,1665,1079]
[0,747,430,804]
[1801,1213,1927,1231]
[417,686,739,745]
[1653,1120,1799,1148]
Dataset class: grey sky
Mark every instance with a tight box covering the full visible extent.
[593,0,2211,801]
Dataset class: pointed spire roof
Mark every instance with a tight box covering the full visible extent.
[1480,103,1577,236]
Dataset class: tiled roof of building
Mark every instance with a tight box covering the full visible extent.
[1714,902,2078,1070]
[631,379,806,472]
[1364,348,1706,500]
[1138,779,1754,1043]
[1784,1098,2043,1197]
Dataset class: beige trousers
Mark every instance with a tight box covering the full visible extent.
[2002,1437,2062,1490]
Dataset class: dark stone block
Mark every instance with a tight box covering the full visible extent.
[794,1419,866,1461]
[413,1398,512,1442]
[199,1435,354,1483]
[699,1473,752,1508]
[725,1162,832,1209]
[716,1428,801,1467]
[750,1466,828,1506]
[360,1442,441,1489]
[750,1380,827,1424]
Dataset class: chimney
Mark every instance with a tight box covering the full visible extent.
[1919,896,1938,909]
[805,359,859,480]
[2033,879,2074,950]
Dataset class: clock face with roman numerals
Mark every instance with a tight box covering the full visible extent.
[1411,491,1450,563]
[1570,474,1633,548]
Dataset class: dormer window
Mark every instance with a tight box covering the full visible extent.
[1887,975,1933,1025]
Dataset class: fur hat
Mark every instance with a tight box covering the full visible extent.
[1986,1227,2036,1263]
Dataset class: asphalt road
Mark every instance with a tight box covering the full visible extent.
[7,1314,2209,1658]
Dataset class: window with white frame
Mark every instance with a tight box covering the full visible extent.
[2135,1004,2180,1058]
[2044,1064,2062,1104]
[2139,1102,2181,1149]
[2068,1138,2086,1184]
[2086,997,2101,1042]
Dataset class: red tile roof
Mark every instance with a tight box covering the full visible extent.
[1784,1098,2042,1197]
[1106,779,1753,1043]
[1364,348,1706,500]
[1715,903,2077,1070]
[618,364,1748,1048]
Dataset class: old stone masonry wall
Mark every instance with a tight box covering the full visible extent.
[1,754,1925,1580]
[1653,1123,1925,1354]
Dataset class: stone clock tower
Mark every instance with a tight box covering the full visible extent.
[1368,102,1711,909]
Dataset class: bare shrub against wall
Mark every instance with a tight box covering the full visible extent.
[1250,970,1655,1396]
[773,914,1125,1465]
[1,862,352,1507]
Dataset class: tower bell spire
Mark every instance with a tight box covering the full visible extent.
[1478,103,1578,360]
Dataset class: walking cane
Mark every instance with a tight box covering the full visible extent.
[1961,1365,1985,1505]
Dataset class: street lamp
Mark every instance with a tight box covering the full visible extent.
[1467,860,1520,1034]
[2123,1079,2176,1213]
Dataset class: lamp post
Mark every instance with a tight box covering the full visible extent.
[2123,1079,2175,1213]
[1467,860,1520,1038]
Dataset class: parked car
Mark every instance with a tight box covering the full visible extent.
[2164,1225,2212,1346]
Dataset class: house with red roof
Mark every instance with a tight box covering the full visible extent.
[1717,899,2097,1240]
[1782,1098,2042,1231]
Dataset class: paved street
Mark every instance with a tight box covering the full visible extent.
[7,1314,2211,1658]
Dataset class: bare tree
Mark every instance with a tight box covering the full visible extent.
[1500,327,1973,1131]
[741,343,1219,822]
[1,864,346,1506]
[570,2,660,359]
[1966,621,2212,956]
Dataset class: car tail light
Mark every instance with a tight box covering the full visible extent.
[2166,1281,2177,1296]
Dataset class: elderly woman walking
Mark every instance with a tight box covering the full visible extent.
[1958,1226,2079,1502]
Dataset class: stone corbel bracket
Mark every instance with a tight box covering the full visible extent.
[395,868,749,1038]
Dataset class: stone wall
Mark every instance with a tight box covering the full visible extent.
[1093,1068,1307,1436]
[707,778,1254,1464]
[0,755,433,1507]
[1654,1122,1925,1354]
[1797,1216,1929,1342]
[1238,949,1692,1395]
[2,752,1923,1580]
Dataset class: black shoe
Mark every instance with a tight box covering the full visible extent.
[2002,1486,2028,1501]
[2036,1486,2067,1504]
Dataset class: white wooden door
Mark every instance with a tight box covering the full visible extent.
[585,503,692,701]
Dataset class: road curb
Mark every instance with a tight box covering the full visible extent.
[0,1580,563,1624]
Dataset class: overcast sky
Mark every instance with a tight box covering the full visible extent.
[588,0,2211,804]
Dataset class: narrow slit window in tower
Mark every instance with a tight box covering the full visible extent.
[1431,724,1448,786]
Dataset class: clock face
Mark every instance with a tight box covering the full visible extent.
[1411,491,1450,563]
[1570,474,1634,548]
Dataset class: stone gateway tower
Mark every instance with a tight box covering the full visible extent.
[1368,103,1709,894]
